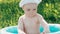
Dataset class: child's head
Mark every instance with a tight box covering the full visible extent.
[19,0,42,16]
[22,3,38,16]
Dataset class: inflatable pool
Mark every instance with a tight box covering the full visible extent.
[0,24,60,34]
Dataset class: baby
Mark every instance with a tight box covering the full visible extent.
[18,0,50,34]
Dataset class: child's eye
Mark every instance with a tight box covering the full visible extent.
[27,9,30,11]
[33,9,36,10]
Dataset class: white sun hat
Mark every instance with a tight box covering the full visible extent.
[19,0,42,7]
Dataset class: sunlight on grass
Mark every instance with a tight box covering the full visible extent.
[0,0,2,2]
[46,3,49,7]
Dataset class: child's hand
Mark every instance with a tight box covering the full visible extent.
[42,32,47,34]
[18,30,26,34]
[40,32,46,34]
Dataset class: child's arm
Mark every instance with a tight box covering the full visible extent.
[39,15,50,33]
[18,17,25,34]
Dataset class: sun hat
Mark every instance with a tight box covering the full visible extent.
[19,0,42,7]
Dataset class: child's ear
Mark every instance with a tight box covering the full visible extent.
[22,7,24,10]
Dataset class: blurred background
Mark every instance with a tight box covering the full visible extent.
[0,0,60,29]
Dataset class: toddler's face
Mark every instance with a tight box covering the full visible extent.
[22,3,38,16]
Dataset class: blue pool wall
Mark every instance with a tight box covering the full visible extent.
[6,25,60,34]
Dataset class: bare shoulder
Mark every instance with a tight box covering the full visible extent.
[37,13,43,18]
[18,15,25,20]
